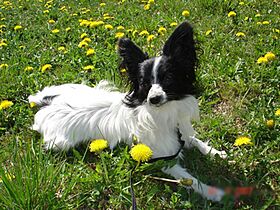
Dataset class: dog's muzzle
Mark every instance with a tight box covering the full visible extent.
[147,84,167,106]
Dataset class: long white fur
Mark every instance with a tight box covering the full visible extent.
[28,80,227,201]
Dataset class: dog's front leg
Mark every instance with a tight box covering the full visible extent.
[187,136,227,159]
[162,164,225,202]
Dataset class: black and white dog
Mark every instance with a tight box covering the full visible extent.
[29,22,227,201]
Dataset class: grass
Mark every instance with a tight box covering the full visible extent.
[0,0,279,209]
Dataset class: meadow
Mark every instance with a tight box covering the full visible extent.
[0,0,279,209]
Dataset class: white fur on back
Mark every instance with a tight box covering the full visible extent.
[29,80,199,158]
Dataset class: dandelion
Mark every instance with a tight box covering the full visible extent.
[30,102,36,108]
[51,29,59,34]
[115,32,125,38]
[262,21,270,25]
[41,64,52,73]
[256,22,262,25]
[78,41,88,48]
[14,25,22,30]
[244,16,249,21]
[255,13,261,17]
[82,37,91,43]
[139,30,149,36]
[58,46,66,51]
[65,27,71,32]
[275,109,280,116]
[89,21,104,28]
[236,32,245,37]
[205,29,213,36]
[117,25,125,30]
[0,42,7,47]
[264,52,276,61]
[105,24,113,30]
[266,119,274,128]
[86,48,95,56]
[80,19,91,27]
[24,66,33,71]
[144,4,150,10]
[158,26,167,35]
[80,33,87,39]
[234,136,253,146]
[0,172,15,182]
[100,2,106,6]
[48,19,55,24]
[0,100,13,110]
[83,65,95,71]
[239,2,245,5]
[228,11,236,17]
[182,10,190,17]
[257,56,268,64]
[0,64,8,68]
[170,22,178,27]
[147,34,155,42]
[120,68,126,73]
[89,139,108,153]
[130,144,153,162]
[43,10,49,14]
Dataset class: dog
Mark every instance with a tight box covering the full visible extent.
[28,21,227,201]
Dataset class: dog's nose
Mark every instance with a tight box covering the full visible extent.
[149,95,162,105]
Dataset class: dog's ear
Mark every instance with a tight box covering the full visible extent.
[162,21,197,80]
[118,38,148,85]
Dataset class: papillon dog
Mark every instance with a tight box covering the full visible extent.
[29,21,227,201]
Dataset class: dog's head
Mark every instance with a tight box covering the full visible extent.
[118,21,197,107]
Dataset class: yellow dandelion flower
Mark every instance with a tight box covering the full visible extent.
[80,20,91,27]
[132,30,138,37]
[120,68,126,73]
[239,2,245,5]
[182,10,190,17]
[89,139,108,153]
[266,119,274,128]
[83,37,91,43]
[144,4,150,10]
[89,21,104,28]
[244,16,249,21]
[257,56,268,64]
[51,29,59,34]
[48,19,55,24]
[256,22,262,25]
[228,11,236,17]
[234,136,253,146]
[158,26,167,35]
[236,32,245,37]
[262,21,270,25]
[41,64,52,73]
[139,30,149,36]
[148,0,155,3]
[78,41,88,48]
[24,66,33,71]
[205,29,213,36]
[105,24,113,30]
[170,22,178,27]
[0,42,7,47]
[147,34,155,42]
[0,64,8,68]
[58,46,66,51]
[255,13,261,17]
[80,33,87,39]
[83,65,95,71]
[14,25,22,30]
[117,25,125,30]
[30,102,36,108]
[130,144,153,162]
[86,48,95,56]
[274,109,280,117]
[115,32,125,38]
[100,2,106,6]
[65,27,71,32]
[264,52,276,61]
[43,10,49,14]
[0,100,13,110]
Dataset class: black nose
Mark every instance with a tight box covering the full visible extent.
[149,95,162,104]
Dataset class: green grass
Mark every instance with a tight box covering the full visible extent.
[0,0,279,209]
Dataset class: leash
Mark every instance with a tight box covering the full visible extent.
[130,129,185,210]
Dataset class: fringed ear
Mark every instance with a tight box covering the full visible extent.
[162,21,197,83]
[118,38,148,87]
[118,38,148,107]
